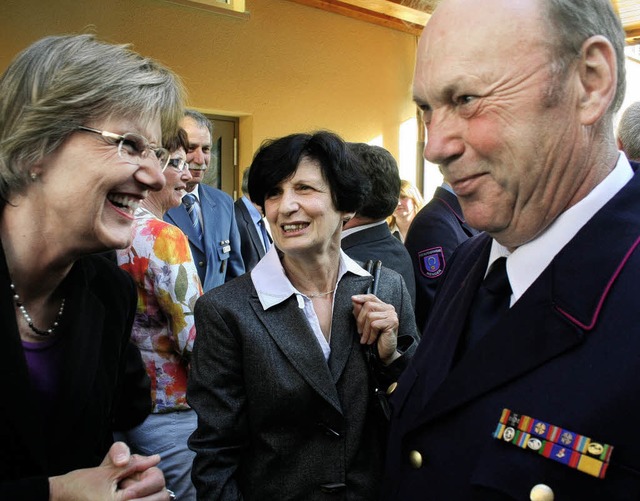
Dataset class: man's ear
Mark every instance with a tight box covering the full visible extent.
[576,35,617,126]
[617,136,624,151]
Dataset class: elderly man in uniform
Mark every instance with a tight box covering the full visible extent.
[383,0,640,500]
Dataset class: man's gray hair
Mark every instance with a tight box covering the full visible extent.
[617,102,640,160]
[542,0,626,114]
[184,109,213,139]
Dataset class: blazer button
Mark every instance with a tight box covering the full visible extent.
[386,382,398,395]
[409,450,423,469]
[530,484,554,501]
[198,261,204,267]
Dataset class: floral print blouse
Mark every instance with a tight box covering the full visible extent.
[117,207,203,413]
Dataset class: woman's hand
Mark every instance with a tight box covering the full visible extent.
[352,294,400,364]
[49,441,170,501]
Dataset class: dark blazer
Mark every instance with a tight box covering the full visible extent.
[233,197,267,272]
[404,186,479,331]
[188,268,418,501]
[0,248,137,501]
[383,168,640,500]
[165,184,244,292]
[341,223,417,307]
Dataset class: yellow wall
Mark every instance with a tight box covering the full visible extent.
[0,0,418,185]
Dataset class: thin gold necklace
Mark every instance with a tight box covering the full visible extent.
[306,287,336,299]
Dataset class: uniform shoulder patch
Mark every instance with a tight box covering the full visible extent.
[418,247,445,278]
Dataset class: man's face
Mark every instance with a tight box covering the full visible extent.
[181,116,211,192]
[414,0,591,249]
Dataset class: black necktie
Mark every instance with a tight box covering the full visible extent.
[460,257,512,355]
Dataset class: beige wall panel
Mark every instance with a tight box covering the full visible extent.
[0,0,417,183]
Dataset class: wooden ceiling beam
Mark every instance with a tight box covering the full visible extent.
[285,0,426,36]
[286,0,640,43]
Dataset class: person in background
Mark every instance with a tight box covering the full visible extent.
[404,181,479,331]
[616,101,640,162]
[188,131,418,500]
[342,143,417,307]
[387,179,424,242]
[384,0,640,499]
[0,34,183,500]
[117,128,203,499]
[234,165,271,272]
[164,110,244,291]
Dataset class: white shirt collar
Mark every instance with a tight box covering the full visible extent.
[490,153,633,304]
[241,195,262,225]
[341,220,388,239]
[251,247,369,310]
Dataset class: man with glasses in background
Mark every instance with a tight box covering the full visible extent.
[165,110,244,291]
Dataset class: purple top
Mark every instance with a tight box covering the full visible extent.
[22,337,63,408]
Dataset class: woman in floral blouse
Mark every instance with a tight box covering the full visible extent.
[116,128,202,499]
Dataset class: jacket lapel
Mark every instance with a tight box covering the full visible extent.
[327,274,371,383]
[0,246,47,471]
[165,204,205,254]
[411,171,640,428]
[418,272,583,425]
[52,260,106,432]
[249,294,343,413]
[198,185,218,248]
[240,203,266,258]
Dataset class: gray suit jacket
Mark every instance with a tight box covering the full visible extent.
[188,268,417,500]
[341,223,416,306]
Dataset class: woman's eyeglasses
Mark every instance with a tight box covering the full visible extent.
[77,125,170,171]
[164,158,190,172]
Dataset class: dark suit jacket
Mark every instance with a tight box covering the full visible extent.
[404,186,479,331]
[165,184,244,292]
[233,198,267,272]
[383,168,640,500]
[188,268,418,500]
[341,223,416,307]
[0,248,137,500]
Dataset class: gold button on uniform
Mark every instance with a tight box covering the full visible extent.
[530,483,554,501]
[409,450,423,469]
[386,382,398,395]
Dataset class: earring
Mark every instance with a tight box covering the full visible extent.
[29,172,38,181]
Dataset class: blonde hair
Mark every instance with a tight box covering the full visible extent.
[387,179,425,229]
[0,34,185,205]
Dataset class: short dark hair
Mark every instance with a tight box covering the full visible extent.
[348,143,400,220]
[248,131,370,213]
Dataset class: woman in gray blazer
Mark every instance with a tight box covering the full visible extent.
[188,131,418,500]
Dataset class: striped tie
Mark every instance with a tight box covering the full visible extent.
[183,193,203,241]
